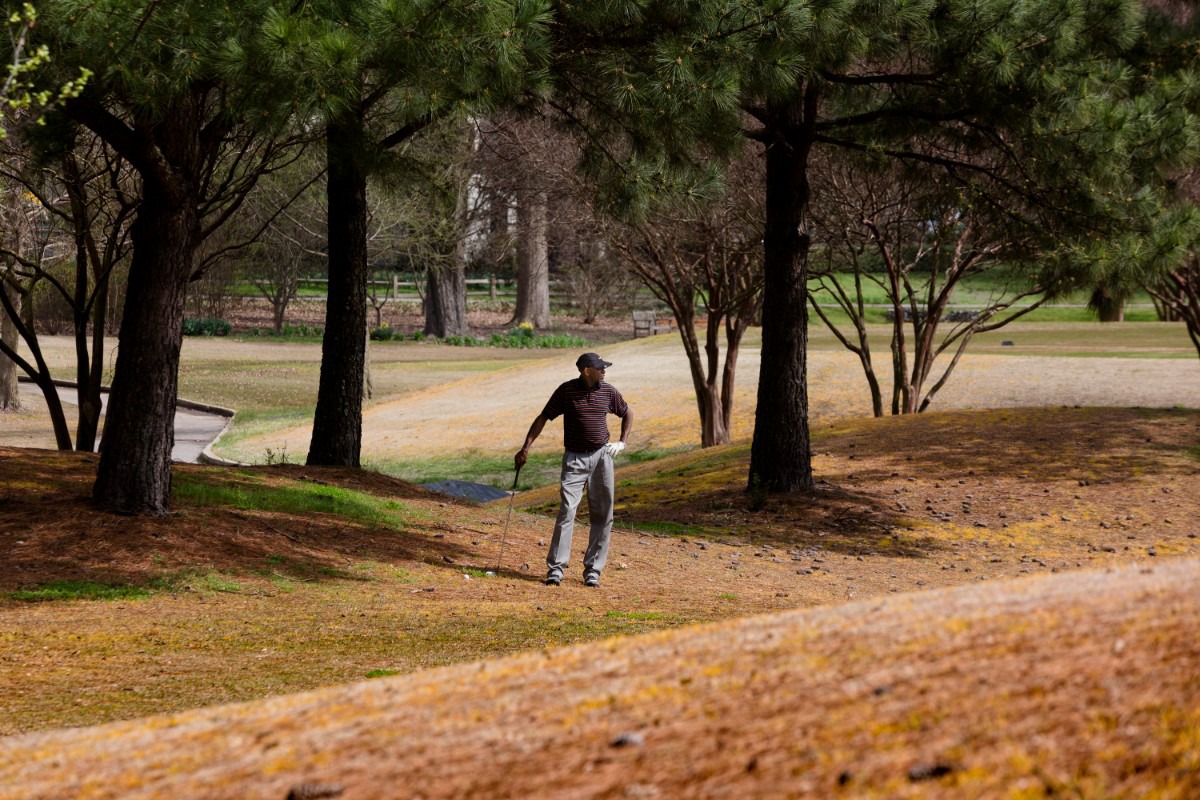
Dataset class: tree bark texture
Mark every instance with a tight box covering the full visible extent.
[749,95,816,493]
[92,179,199,514]
[0,289,20,412]
[308,117,369,468]
[514,188,551,328]
[1092,284,1125,323]
[424,263,469,337]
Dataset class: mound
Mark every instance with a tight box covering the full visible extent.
[1,559,1196,799]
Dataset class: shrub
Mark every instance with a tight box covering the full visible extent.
[182,317,231,337]
[369,325,395,341]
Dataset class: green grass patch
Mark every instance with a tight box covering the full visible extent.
[623,446,692,465]
[370,450,563,493]
[605,610,665,621]
[9,581,153,602]
[630,520,705,537]
[365,668,400,679]
[172,473,416,532]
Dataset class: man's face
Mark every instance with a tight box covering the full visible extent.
[582,366,605,386]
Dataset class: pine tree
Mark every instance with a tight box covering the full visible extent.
[30,0,301,513]
[244,0,550,467]
[549,0,1194,493]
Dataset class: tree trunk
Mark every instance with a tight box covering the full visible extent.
[0,289,20,412]
[92,181,199,514]
[748,95,815,494]
[363,327,373,402]
[699,314,730,447]
[425,176,471,339]
[424,261,469,337]
[514,188,551,328]
[76,265,108,452]
[272,294,287,334]
[1092,284,1125,322]
[308,116,369,468]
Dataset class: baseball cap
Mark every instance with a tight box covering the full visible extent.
[576,352,612,370]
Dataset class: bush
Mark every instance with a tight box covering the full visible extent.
[246,323,324,338]
[370,325,397,341]
[182,317,231,337]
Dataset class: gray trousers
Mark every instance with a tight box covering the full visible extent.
[546,448,614,581]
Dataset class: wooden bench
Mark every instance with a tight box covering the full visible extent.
[632,309,676,337]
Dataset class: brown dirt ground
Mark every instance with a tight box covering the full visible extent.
[0,406,1198,797]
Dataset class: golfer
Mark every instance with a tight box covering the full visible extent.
[515,352,634,587]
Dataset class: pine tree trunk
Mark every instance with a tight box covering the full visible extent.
[514,188,551,328]
[0,290,20,413]
[1092,285,1125,322]
[424,262,468,337]
[308,116,369,468]
[748,95,815,494]
[92,181,198,514]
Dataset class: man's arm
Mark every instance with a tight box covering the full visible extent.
[515,414,548,468]
[618,407,634,443]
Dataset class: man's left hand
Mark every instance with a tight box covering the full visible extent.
[603,441,625,457]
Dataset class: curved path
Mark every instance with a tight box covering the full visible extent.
[15,381,231,464]
[230,333,1200,464]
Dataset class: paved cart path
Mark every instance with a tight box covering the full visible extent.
[232,334,1200,463]
[14,382,229,464]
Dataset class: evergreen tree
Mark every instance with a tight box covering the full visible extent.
[549,0,1195,493]
[243,0,549,468]
[30,0,302,513]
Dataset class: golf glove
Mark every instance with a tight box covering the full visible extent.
[603,441,625,457]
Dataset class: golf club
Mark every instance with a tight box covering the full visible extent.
[489,464,521,575]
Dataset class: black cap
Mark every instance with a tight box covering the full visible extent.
[576,352,612,370]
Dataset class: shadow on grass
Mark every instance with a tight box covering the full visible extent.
[823,407,1199,485]
[0,448,499,595]
[569,407,1200,561]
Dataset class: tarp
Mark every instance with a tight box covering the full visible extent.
[420,480,511,503]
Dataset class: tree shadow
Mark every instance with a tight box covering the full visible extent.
[0,449,503,593]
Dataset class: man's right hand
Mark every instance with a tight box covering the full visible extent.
[515,447,528,469]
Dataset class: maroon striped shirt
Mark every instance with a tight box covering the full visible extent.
[542,378,629,453]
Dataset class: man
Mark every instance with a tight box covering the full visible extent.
[515,352,634,587]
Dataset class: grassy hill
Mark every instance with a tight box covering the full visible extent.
[0,405,1198,797]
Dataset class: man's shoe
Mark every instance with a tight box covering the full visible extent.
[544,577,561,586]
[584,574,599,588]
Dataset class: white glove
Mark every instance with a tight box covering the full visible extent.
[603,441,625,457]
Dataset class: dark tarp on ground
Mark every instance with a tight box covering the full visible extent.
[420,480,511,503]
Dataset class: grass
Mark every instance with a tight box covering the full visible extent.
[172,472,421,531]
[365,668,400,679]
[806,270,1159,310]
[369,450,563,492]
[807,318,1197,358]
[9,581,153,602]
[605,610,666,622]
[1,407,1198,740]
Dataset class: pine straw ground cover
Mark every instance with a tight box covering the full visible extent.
[0,406,1197,796]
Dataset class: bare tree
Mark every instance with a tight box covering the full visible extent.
[556,237,640,324]
[1148,257,1200,358]
[808,153,1053,415]
[0,129,135,448]
[609,150,764,446]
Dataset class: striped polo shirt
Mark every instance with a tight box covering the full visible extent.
[541,378,629,453]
